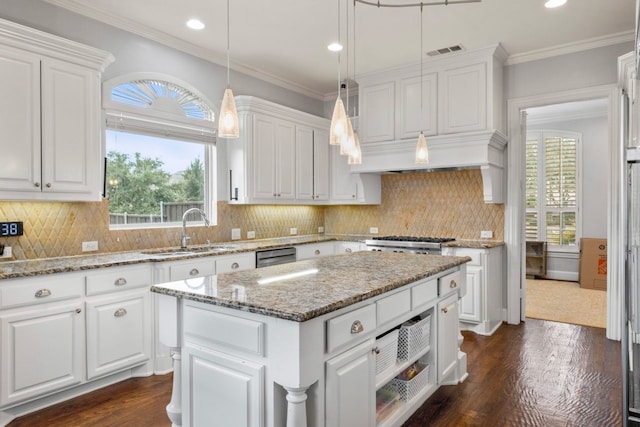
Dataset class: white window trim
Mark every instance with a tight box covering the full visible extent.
[103,73,218,230]
[526,129,583,253]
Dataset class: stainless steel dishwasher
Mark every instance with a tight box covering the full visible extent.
[255,246,297,268]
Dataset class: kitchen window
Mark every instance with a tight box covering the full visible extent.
[525,130,581,251]
[103,75,217,229]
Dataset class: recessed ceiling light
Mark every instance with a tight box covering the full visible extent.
[545,0,567,8]
[328,42,343,52]
[186,19,205,30]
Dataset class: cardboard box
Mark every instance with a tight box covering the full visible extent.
[579,238,607,290]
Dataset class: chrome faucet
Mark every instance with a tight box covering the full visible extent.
[181,208,210,249]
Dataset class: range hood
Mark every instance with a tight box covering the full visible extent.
[349,129,508,203]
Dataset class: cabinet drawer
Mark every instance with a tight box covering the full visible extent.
[86,265,151,296]
[411,278,438,309]
[376,289,410,327]
[169,259,216,281]
[183,303,264,356]
[439,270,463,297]
[215,252,255,274]
[296,241,336,260]
[326,304,376,353]
[0,273,84,309]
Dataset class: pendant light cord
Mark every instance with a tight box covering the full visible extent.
[337,0,342,97]
[226,0,231,87]
[420,4,423,120]
[345,0,349,114]
[354,0,357,117]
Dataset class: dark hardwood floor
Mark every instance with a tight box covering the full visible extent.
[8,318,621,427]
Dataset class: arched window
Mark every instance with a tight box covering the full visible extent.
[103,74,217,229]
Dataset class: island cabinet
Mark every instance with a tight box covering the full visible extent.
[0,18,113,202]
[152,251,470,427]
[357,44,507,145]
[442,246,504,336]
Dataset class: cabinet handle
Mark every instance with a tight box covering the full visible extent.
[350,320,364,334]
[35,289,51,298]
[449,280,457,289]
[46,183,52,188]
[352,194,356,198]
[442,306,449,314]
[189,268,200,276]
[314,249,321,255]
[345,248,352,253]
[114,308,127,317]
[76,308,82,314]
[372,346,381,355]
[231,262,240,269]
[114,277,127,286]
[34,182,40,188]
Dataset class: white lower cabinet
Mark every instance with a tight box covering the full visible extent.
[85,288,151,380]
[0,300,84,407]
[168,257,216,281]
[296,241,336,260]
[326,338,376,427]
[437,292,459,384]
[182,344,264,427]
[442,246,504,335]
[335,241,364,254]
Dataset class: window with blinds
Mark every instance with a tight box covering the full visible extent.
[525,131,581,250]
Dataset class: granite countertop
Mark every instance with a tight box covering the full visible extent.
[0,234,502,280]
[151,251,470,322]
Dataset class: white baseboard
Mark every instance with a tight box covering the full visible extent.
[540,270,579,282]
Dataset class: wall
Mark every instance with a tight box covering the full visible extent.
[325,169,504,240]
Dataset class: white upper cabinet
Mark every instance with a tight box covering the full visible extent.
[0,18,113,201]
[296,126,330,202]
[358,44,507,145]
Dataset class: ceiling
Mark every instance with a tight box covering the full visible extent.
[44,0,636,100]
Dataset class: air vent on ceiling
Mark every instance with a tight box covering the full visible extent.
[426,44,464,57]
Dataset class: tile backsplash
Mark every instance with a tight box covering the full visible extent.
[0,169,502,260]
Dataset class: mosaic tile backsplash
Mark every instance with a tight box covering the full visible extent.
[0,169,503,260]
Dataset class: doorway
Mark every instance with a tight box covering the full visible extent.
[505,84,619,338]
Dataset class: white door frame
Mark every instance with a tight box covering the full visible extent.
[505,84,620,339]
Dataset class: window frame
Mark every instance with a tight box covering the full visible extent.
[102,73,218,230]
[525,129,582,253]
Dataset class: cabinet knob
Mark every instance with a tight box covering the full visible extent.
[350,320,364,334]
[76,308,82,314]
[352,194,356,198]
[345,248,352,253]
[189,268,200,276]
[114,308,127,317]
[314,249,321,255]
[372,346,381,355]
[35,289,51,298]
[114,277,127,286]
[34,182,40,188]
[449,280,457,289]
[442,306,449,314]
[46,183,52,188]
[231,262,239,269]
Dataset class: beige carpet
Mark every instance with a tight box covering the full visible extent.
[525,279,607,328]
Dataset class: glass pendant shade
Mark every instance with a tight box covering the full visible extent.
[340,117,356,156]
[348,131,362,165]
[415,131,429,164]
[218,87,239,138]
[330,97,348,145]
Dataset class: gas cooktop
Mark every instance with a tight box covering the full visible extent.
[364,235,456,250]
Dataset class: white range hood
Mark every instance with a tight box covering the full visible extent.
[349,129,508,203]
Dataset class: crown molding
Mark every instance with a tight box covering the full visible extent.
[505,31,634,66]
[43,0,326,100]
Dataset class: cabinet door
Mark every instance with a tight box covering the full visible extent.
[0,301,84,406]
[41,58,100,196]
[182,345,264,427]
[398,73,438,139]
[275,121,296,200]
[0,46,41,193]
[295,125,314,200]
[360,81,395,143]
[326,338,376,427]
[330,145,358,201]
[437,292,459,383]
[252,114,277,199]
[86,289,151,380]
[296,241,336,260]
[459,266,483,323]
[313,129,330,201]
[439,62,487,134]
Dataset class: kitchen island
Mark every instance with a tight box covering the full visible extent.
[151,251,470,427]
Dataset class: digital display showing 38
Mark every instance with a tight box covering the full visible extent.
[0,222,23,237]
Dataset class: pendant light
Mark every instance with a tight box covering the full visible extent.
[415,5,429,164]
[348,0,362,164]
[218,0,239,138]
[330,0,348,146]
